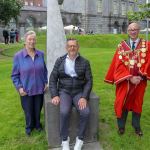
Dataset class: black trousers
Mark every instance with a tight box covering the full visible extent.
[117,110,141,129]
[20,94,43,132]
[4,36,9,44]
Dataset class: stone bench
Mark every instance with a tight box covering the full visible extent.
[44,91,99,148]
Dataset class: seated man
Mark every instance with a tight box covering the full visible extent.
[49,38,93,150]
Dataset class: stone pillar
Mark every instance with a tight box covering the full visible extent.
[46,0,66,79]
[45,0,100,149]
[45,0,66,146]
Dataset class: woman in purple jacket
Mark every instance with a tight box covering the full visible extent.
[11,31,48,136]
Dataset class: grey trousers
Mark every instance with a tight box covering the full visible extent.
[59,91,90,141]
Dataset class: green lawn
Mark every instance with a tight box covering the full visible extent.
[0,34,150,150]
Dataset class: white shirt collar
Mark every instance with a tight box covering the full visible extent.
[130,38,140,49]
[66,53,79,61]
[130,38,140,45]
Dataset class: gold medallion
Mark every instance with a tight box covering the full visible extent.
[129,60,135,65]
[119,55,122,59]
[137,63,141,68]
[141,59,145,64]
[124,61,129,66]
[118,51,121,54]
[141,48,146,52]
[141,53,146,57]
[123,52,126,56]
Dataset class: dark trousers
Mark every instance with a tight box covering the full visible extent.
[20,94,43,132]
[117,110,141,129]
[10,36,15,43]
[4,36,9,44]
[59,91,90,140]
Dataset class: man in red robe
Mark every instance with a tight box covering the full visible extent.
[104,22,150,136]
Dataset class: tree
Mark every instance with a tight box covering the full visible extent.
[127,1,150,21]
[0,0,23,25]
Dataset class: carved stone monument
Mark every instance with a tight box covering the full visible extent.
[45,0,101,149]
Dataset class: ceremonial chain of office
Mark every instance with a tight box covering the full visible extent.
[117,40,147,68]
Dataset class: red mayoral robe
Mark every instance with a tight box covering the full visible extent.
[104,39,150,118]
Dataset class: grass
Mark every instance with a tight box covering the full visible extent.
[0,33,150,150]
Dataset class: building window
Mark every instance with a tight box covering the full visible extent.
[30,2,33,6]
[25,1,28,6]
[113,1,119,15]
[128,2,134,11]
[121,2,126,16]
[97,0,102,13]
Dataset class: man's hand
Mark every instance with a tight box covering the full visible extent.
[129,76,142,85]
[19,88,27,96]
[51,96,60,105]
[78,98,87,110]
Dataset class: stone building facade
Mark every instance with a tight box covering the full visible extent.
[16,0,149,34]
[0,0,149,42]
[61,0,149,34]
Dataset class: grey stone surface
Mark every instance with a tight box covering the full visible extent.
[47,0,66,79]
[19,26,25,40]
[63,0,85,13]
[49,142,102,150]
[44,91,99,148]
[46,1,100,149]
[0,28,4,42]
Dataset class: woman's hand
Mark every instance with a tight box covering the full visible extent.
[44,84,48,92]
[19,88,27,96]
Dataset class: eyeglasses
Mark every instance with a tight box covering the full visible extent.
[128,29,139,32]
[67,45,78,48]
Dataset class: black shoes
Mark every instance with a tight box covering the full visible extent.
[25,126,43,136]
[118,127,143,136]
[135,128,143,137]
[36,127,43,132]
[118,128,125,135]
[26,129,32,136]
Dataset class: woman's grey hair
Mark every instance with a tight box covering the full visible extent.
[24,30,36,41]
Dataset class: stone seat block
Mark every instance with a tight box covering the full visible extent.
[44,90,99,148]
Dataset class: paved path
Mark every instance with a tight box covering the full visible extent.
[49,142,103,150]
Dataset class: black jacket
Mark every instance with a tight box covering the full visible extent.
[49,54,93,100]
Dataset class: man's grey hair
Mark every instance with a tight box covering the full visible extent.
[24,30,36,41]
[128,22,141,30]
[66,38,79,46]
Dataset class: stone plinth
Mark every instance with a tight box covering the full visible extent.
[49,142,102,150]
[44,90,99,148]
